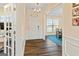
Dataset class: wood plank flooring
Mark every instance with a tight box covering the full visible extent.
[24,39,62,56]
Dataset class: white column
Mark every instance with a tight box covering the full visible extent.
[16,4,26,56]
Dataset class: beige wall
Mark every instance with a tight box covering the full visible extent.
[0,7,4,16]
[63,3,79,56]
[63,3,79,38]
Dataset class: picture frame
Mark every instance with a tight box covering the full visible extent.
[72,7,79,16]
[72,3,79,26]
[72,3,79,7]
[72,18,79,26]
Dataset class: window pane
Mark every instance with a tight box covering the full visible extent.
[47,26,52,32]
[52,19,59,25]
[47,19,53,25]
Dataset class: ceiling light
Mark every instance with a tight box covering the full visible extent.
[33,3,41,13]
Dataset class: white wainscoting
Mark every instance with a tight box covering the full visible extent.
[63,35,79,56]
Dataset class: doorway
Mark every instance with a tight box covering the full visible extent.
[46,18,62,46]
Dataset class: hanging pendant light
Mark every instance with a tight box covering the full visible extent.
[33,3,41,13]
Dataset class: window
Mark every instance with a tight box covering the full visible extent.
[47,18,59,32]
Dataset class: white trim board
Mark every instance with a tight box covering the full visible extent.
[63,35,79,56]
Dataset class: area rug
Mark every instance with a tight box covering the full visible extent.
[47,35,62,46]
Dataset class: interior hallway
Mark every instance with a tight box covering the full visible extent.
[24,39,62,56]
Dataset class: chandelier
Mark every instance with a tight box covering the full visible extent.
[33,3,41,13]
[31,3,41,16]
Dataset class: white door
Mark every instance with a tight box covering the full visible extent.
[4,4,16,56]
[29,16,42,39]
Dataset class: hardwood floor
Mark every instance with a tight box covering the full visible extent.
[24,39,62,56]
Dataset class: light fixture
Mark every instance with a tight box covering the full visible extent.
[33,3,41,13]
[31,3,41,16]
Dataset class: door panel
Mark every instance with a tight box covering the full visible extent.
[29,16,41,39]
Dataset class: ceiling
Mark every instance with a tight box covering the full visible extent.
[25,3,63,16]
[26,3,48,13]
[0,3,63,16]
[48,4,63,16]
[26,3,48,9]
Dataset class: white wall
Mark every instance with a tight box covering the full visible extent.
[16,4,26,56]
